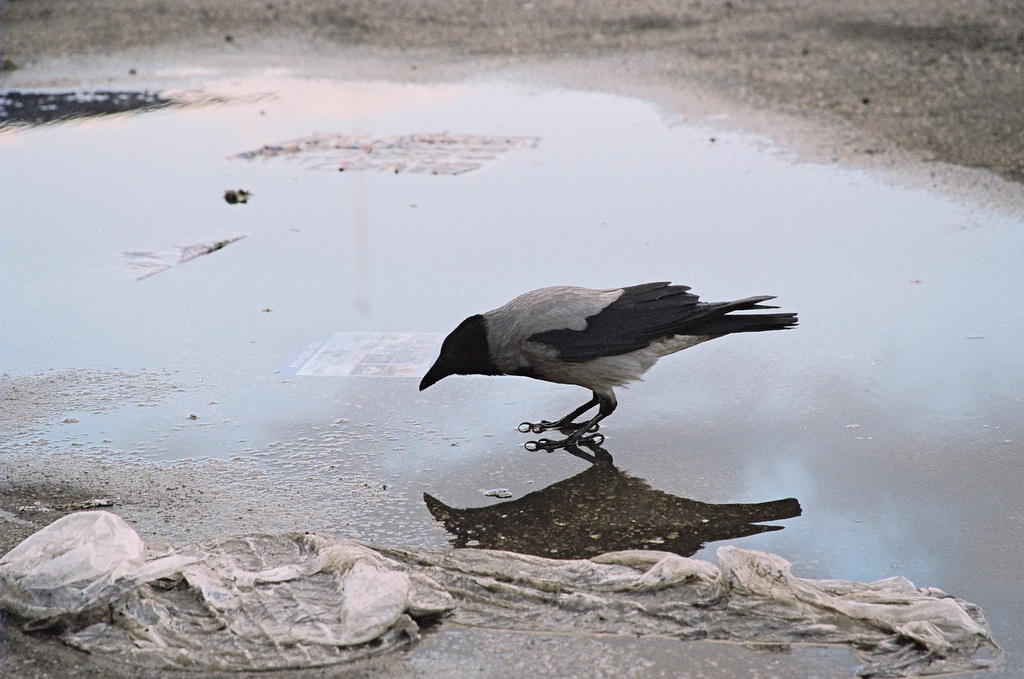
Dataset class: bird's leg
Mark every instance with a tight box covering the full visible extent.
[518,394,600,435]
[524,392,617,452]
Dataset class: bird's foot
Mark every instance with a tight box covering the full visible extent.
[524,430,605,452]
[518,420,600,435]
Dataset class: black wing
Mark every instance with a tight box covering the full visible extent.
[529,282,796,363]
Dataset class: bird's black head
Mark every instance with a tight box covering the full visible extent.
[420,314,502,391]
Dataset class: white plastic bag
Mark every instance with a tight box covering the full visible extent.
[1,511,193,627]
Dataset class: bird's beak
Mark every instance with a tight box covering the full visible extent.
[419,360,449,391]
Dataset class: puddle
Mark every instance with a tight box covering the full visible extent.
[3,72,1024,674]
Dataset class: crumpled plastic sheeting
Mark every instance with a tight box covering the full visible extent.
[0,510,195,628]
[2,512,1002,677]
[1,512,455,670]
[375,546,1003,678]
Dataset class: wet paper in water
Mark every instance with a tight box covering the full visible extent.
[283,332,442,376]
[118,235,247,280]
[230,132,541,174]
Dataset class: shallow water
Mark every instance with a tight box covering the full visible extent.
[2,73,1023,675]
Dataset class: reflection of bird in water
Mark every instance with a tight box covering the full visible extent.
[419,282,797,450]
[424,444,801,560]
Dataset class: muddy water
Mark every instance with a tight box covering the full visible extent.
[2,73,1022,675]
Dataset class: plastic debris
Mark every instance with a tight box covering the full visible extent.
[0,511,190,628]
[1,512,454,669]
[230,132,541,175]
[1,511,1002,676]
[118,234,247,280]
[16,498,114,514]
[378,545,1003,678]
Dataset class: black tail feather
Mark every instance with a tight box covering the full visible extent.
[690,312,798,336]
[685,296,798,336]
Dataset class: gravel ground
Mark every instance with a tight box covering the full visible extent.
[4,0,1023,184]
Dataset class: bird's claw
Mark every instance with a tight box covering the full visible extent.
[519,420,558,434]
[525,438,563,452]
[518,420,599,435]
[524,431,605,452]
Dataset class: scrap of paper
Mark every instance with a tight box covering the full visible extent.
[118,235,248,280]
[231,132,540,175]
[283,332,442,377]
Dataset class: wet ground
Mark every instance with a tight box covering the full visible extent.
[3,68,1024,677]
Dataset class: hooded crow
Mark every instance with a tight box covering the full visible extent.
[420,282,797,450]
